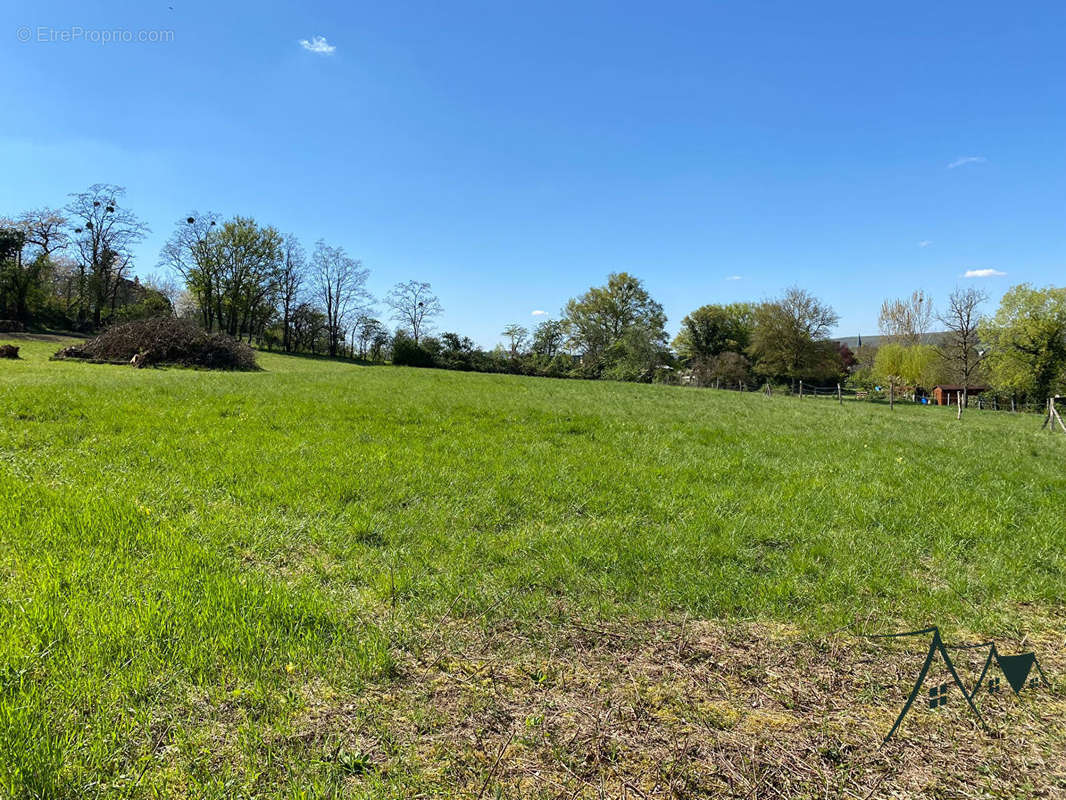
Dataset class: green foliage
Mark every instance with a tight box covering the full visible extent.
[531,318,565,357]
[748,288,841,382]
[873,343,941,388]
[563,272,667,374]
[110,288,173,323]
[672,303,754,365]
[980,284,1066,400]
[390,329,434,367]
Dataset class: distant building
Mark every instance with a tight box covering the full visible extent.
[932,385,989,406]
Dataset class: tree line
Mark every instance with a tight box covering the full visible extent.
[2,184,1063,404]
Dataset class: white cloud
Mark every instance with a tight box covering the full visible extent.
[725,275,742,281]
[918,240,932,248]
[531,309,547,316]
[947,156,986,169]
[298,35,336,55]
[964,268,1006,278]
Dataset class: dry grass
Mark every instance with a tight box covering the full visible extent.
[288,616,1066,798]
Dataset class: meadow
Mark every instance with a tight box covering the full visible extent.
[2,337,1064,798]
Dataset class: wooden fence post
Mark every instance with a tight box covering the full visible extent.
[837,383,842,405]
[889,382,894,410]
[799,380,804,399]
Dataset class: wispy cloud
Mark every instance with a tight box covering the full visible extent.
[918,240,932,248]
[947,156,986,169]
[531,309,547,316]
[964,268,1006,278]
[298,35,336,55]
[725,275,742,281]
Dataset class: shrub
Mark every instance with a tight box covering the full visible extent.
[53,318,259,371]
[391,331,435,368]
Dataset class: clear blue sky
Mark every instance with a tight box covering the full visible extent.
[3,0,1063,347]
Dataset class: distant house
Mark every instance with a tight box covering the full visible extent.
[932,385,988,406]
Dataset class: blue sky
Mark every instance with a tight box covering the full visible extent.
[2,0,1063,347]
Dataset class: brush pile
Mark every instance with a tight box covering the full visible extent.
[54,318,259,370]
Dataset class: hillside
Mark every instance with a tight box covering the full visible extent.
[2,337,1064,797]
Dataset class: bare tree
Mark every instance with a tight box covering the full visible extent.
[385,280,442,344]
[67,184,148,326]
[313,240,372,357]
[279,235,306,352]
[3,208,70,258]
[937,286,989,410]
[878,290,934,346]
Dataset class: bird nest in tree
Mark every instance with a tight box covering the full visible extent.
[53,318,259,371]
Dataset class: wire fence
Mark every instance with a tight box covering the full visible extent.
[686,379,1053,416]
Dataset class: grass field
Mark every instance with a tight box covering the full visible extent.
[2,336,1064,798]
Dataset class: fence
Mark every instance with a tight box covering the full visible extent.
[686,378,1054,417]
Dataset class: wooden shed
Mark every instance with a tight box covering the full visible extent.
[932,385,988,406]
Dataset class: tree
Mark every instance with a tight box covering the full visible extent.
[707,351,752,385]
[279,235,306,352]
[354,315,388,359]
[67,185,148,326]
[563,272,667,368]
[874,342,940,404]
[531,318,565,357]
[159,212,221,331]
[210,217,284,340]
[313,240,372,357]
[748,287,839,385]
[0,228,29,320]
[501,323,529,358]
[878,290,934,346]
[937,287,989,407]
[440,331,475,353]
[385,280,442,344]
[672,303,754,365]
[980,285,1066,402]
[10,208,70,259]
[289,302,327,355]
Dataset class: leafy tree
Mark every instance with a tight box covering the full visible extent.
[385,281,442,344]
[354,316,388,359]
[0,228,30,320]
[289,302,327,354]
[0,208,70,322]
[501,323,529,358]
[980,284,1066,401]
[563,272,666,374]
[391,329,434,367]
[706,351,752,385]
[748,287,839,384]
[874,342,940,394]
[440,331,475,353]
[531,318,565,357]
[159,212,222,331]
[672,303,754,365]
[209,217,284,340]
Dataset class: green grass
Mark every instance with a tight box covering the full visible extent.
[1,337,1064,797]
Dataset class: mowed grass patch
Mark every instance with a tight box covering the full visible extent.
[1,336,1064,796]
